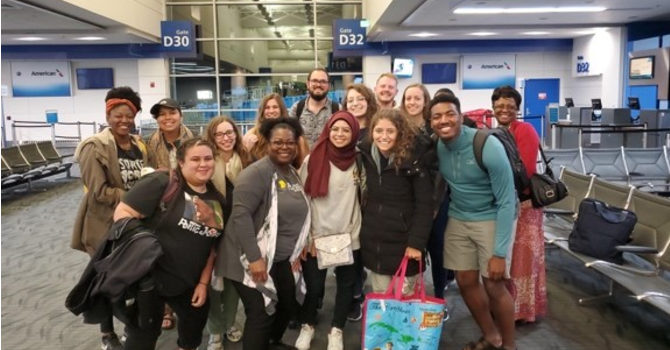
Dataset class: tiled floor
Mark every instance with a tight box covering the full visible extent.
[2,178,669,350]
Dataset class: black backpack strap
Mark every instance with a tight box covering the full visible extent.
[473,129,490,173]
[296,98,306,119]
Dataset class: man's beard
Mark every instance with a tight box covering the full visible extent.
[309,90,327,101]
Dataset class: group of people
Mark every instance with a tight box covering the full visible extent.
[70,68,547,350]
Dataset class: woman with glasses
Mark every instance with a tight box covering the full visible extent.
[202,116,251,350]
[218,117,311,350]
[342,84,378,143]
[491,85,546,324]
[243,93,309,167]
[294,111,362,350]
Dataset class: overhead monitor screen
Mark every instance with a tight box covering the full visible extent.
[76,68,114,90]
[421,63,457,84]
[629,56,655,79]
[393,58,414,78]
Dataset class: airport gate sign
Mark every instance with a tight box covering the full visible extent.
[161,21,195,53]
[333,19,368,50]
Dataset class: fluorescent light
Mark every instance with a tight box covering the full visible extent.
[468,32,498,37]
[15,37,47,41]
[409,32,438,38]
[75,36,106,41]
[523,31,550,35]
[455,7,606,14]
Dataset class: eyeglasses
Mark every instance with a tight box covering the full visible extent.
[493,104,518,111]
[214,130,236,139]
[270,140,298,148]
[309,79,329,86]
[346,96,367,105]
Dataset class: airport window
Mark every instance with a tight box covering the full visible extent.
[165,0,363,131]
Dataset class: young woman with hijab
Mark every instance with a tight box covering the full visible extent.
[203,116,251,350]
[294,111,363,350]
[71,86,148,350]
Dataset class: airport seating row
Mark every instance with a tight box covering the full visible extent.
[1,141,73,190]
[543,147,670,193]
[543,169,670,316]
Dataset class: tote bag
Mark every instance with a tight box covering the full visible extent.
[362,257,446,350]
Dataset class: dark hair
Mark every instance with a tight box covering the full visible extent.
[434,88,455,98]
[343,84,378,128]
[369,109,415,169]
[105,86,142,112]
[203,115,251,167]
[429,94,462,115]
[259,116,304,141]
[491,85,522,107]
[176,137,217,163]
[307,68,330,82]
[400,83,431,121]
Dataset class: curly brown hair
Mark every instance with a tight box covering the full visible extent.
[369,109,416,169]
[203,115,251,167]
[343,84,378,129]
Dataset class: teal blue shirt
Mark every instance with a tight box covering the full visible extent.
[437,126,517,257]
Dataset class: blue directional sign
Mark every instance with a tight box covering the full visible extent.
[161,21,195,52]
[333,19,368,50]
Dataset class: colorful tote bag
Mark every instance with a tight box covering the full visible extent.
[362,257,446,350]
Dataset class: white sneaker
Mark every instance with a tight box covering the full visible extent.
[327,327,344,350]
[295,324,315,350]
[207,334,223,350]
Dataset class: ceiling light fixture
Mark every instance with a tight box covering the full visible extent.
[75,36,107,41]
[409,32,438,38]
[15,36,47,41]
[454,6,606,14]
[523,31,550,35]
[468,32,498,36]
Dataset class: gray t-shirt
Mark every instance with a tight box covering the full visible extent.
[275,170,308,261]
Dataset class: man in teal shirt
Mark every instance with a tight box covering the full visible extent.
[430,94,517,350]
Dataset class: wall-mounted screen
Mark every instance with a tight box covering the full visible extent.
[421,63,457,84]
[629,56,655,79]
[76,68,114,90]
[392,58,414,78]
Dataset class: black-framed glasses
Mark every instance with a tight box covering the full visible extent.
[214,130,236,139]
[270,140,298,148]
[309,79,329,86]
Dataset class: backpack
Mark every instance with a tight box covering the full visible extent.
[296,98,339,119]
[472,128,530,201]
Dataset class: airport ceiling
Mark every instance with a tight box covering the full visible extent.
[2,0,670,46]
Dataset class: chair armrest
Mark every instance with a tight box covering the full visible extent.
[544,208,575,216]
[615,245,659,254]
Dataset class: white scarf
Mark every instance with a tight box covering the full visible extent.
[212,152,243,197]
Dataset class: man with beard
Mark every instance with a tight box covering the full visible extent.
[374,73,398,109]
[429,93,517,350]
[289,68,339,147]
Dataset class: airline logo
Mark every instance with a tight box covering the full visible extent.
[11,62,71,97]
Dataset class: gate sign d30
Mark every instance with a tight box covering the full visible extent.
[161,21,195,52]
[333,19,367,50]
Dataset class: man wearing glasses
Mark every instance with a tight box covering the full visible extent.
[289,68,340,148]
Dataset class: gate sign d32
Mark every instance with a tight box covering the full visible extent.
[161,21,195,52]
[333,19,368,50]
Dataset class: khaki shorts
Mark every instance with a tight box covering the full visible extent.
[443,217,516,279]
[368,271,418,296]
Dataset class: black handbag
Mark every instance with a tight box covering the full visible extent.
[568,198,637,264]
[529,147,568,207]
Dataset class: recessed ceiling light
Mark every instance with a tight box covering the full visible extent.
[454,6,607,14]
[409,32,438,38]
[15,37,47,41]
[75,36,106,41]
[523,31,550,35]
[468,32,498,36]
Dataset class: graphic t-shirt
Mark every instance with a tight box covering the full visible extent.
[274,170,308,261]
[122,171,224,296]
[117,143,143,190]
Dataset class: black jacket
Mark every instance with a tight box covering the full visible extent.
[66,218,163,326]
[358,138,434,276]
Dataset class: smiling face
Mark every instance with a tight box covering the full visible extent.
[214,121,236,153]
[156,106,182,133]
[493,97,518,126]
[106,104,136,138]
[329,120,353,149]
[375,76,398,106]
[263,98,282,120]
[267,127,298,167]
[403,87,426,118]
[430,102,462,142]
[346,89,368,119]
[372,118,398,157]
[307,70,330,101]
[179,144,215,187]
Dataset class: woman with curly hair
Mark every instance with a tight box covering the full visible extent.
[342,84,377,142]
[242,93,309,167]
[358,109,433,295]
[202,116,251,349]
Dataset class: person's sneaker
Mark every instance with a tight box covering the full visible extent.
[294,324,315,350]
[225,326,243,343]
[347,298,363,322]
[327,327,344,350]
[101,333,124,350]
[207,334,223,350]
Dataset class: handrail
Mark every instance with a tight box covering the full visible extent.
[10,120,97,145]
[549,123,670,149]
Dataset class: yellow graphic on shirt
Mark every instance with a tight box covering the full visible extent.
[278,179,287,189]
